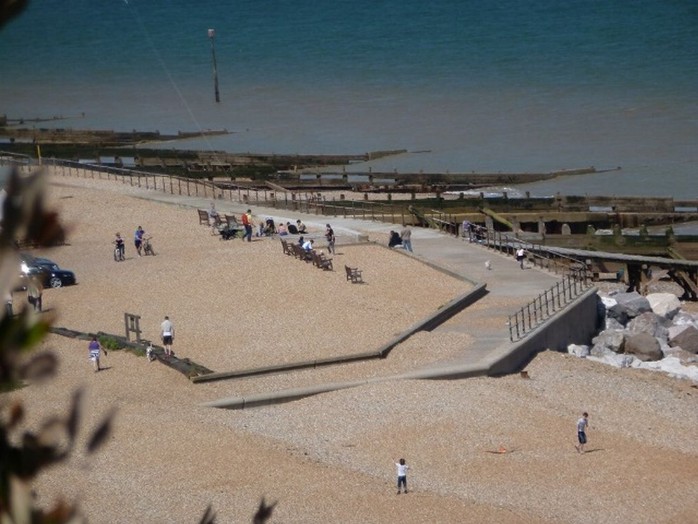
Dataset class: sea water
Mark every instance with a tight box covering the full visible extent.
[1,0,696,197]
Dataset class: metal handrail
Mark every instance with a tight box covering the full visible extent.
[507,272,592,342]
[479,228,587,277]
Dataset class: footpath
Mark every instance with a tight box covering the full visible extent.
[104,185,582,407]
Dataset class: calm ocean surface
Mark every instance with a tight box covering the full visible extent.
[1,0,697,197]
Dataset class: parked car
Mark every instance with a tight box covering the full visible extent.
[19,253,76,288]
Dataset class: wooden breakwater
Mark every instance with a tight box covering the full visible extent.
[0,126,230,146]
[276,166,608,191]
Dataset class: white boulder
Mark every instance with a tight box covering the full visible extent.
[646,293,681,319]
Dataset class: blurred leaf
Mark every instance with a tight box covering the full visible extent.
[198,504,216,524]
[7,402,24,430]
[66,390,83,443]
[0,249,21,311]
[37,416,65,450]
[18,352,57,382]
[8,475,31,524]
[0,0,29,30]
[252,497,276,524]
[18,432,65,479]
[0,168,68,248]
[42,498,80,524]
[86,409,115,454]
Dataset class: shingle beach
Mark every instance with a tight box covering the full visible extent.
[5,173,698,524]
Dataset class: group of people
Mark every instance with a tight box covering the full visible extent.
[462,220,486,243]
[87,314,175,373]
[300,224,336,254]
[277,219,307,236]
[206,203,338,254]
[387,224,413,252]
[113,225,151,259]
[208,204,255,242]
[253,217,314,239]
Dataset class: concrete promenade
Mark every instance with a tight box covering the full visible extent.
[53,172,586,405]
[119,186,566,373]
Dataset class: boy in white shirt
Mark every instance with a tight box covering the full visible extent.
[161,316,175,356]
[395,458,409,494]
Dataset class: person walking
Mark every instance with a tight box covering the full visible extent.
[27,277,43,312]
[395,458,409,494]
[325,224,336,254]
[134,226,145,256]
[575,412,590,453]
[241,209,253,242]
[113,232,125,261]
[88,336,107,372]
[516,247,525,269]
[160,315,175,356]
[462,219,473,242]
[400,224,413,252]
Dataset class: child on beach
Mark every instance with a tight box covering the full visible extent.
[113,232,125,260]
[575,412,590,453]
[516,247,526,269]
[88,336,107,372]
[395,458,409,494]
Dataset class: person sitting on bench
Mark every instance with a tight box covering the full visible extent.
[208,202,220,226]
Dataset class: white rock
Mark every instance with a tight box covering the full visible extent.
[646,293,681,319]
[673,311,698,327]
[634,356,698,382]
[567,344,590,358]
[600,296,617,309]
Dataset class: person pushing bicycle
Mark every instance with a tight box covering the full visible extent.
[113,232,125,261]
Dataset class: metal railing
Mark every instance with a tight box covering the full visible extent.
[475,228,588,278]
[2,156,464,230]
[461,226,595,342]
[507,272,592,342]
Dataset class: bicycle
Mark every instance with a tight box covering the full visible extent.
[113,241,125,261]
[142,235,156,256]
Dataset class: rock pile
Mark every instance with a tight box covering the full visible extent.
[567,291,698,381]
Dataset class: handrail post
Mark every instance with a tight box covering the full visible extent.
[533,299,538,325]
[526,304,532,331]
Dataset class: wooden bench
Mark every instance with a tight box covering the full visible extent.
[291,243,313,261]
[197,209,210,226]
[224,214,239,227]
[280,239,295,256]
[345,265,363,283]
[312,251,333,271]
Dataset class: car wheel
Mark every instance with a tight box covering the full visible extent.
[49,277,63,288]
